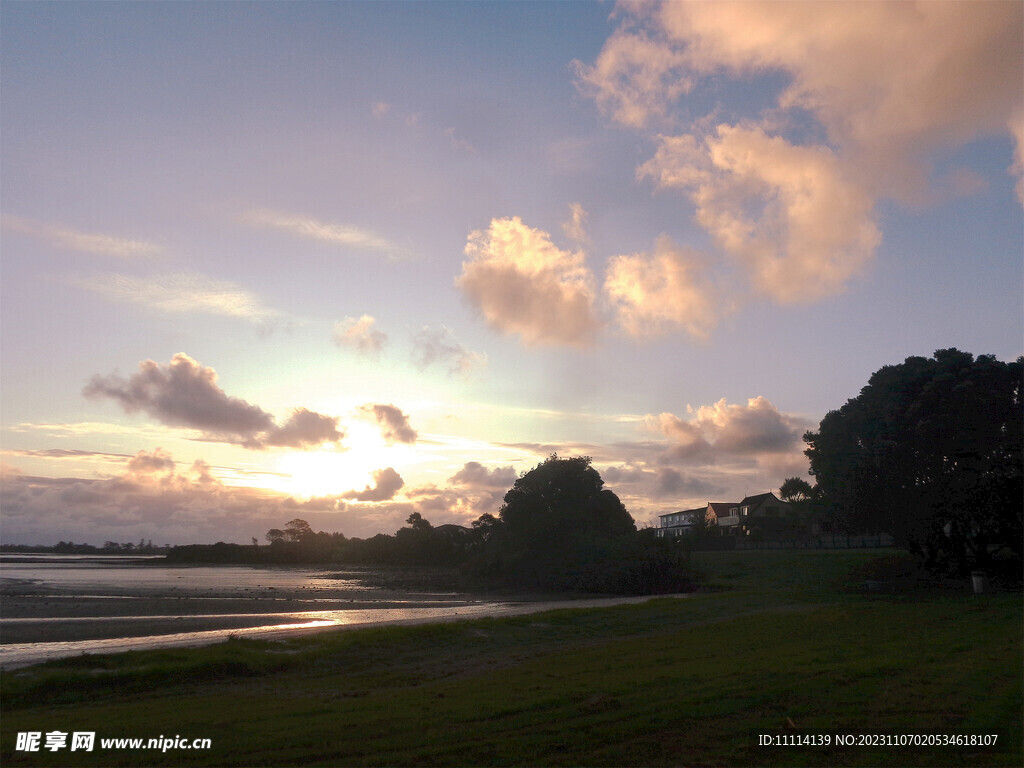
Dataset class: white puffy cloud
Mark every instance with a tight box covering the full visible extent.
[456,217,601,348]
[334,315,388,357]
[574,28,693,129]
[641,127,880,303]
[651,396,809,462]
[578,0,1023,310]
[84,354,342,449]
[605,234,725,338]
[657,0,1022,201]
[690,396,807,455]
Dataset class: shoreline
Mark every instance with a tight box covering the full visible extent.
[0,594,687,670]
[1,556,691,669]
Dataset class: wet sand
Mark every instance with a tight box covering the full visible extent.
[0,583,684,670]
[0,562,687,668]
[0,578,501,644]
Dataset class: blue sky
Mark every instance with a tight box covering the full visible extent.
[2,1,1021,545]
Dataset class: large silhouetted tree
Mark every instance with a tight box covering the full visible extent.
[463,455,647,590]
[499,454,635,551]
[804,349,1022,575]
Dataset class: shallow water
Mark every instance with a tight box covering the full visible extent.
[0,554,684,669]
[0,553,373,594]
[0,603,521,669]
[0,554,502,668]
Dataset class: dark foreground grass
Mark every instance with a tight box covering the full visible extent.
[1,550,1020,767]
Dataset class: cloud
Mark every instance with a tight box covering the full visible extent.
[127,448,176,475]
[6,448,132,461]
[84,354,342,449]
[447,461,517,489]
[3,215,162,258]
[265,408,345,449]
[602,463,725,503]
[456,216,601,348]
[360,404,417,445]
[0,452,375,545]
[562,203,589,244]
[578,0,1023,307]
[650,412,714,463]
[640,127,880,303]
[605,234,725,339]
[342,467,405,502]
[246,209,405,258]
[652,396,809,462]
[402,483,507,526]
[573,28,693,129]
[411,326,486,377]
[75,272,282,321]
[334,315,388,357]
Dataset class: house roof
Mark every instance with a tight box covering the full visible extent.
[658,506,706,520]
[707,502,736,515]
[739,491,785,508]
[658,494,790,521]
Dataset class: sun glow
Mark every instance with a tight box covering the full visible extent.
[274,422,415,498]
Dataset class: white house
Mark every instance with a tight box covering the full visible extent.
[656,506,710,537]
[658,492,792,537]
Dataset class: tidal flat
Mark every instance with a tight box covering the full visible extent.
[1,550,1020,767]
[0,555,663,667]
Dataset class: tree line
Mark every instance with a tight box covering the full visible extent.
[170,348,1021,588]
[169,455,697,594]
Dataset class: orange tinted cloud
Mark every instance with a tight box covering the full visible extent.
[580,0,1022,313]
[641,126,880,303]
[334,315,388,357]
[456,217,601,348]
[605,234,724,338]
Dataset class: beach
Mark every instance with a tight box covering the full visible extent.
[0,555,679,668]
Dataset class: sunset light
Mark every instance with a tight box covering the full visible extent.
[274,421,414,499]
[1,5,1020,763]
[1,0,1020,546]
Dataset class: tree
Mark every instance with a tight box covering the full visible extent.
[779,477,814,503]
[283,518,314,543]
[804,349,1022,574]
[499,454,635,553]
[404,512,433,533]
[265,529,285,545]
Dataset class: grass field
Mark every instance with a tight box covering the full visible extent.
[1,549,1020,767]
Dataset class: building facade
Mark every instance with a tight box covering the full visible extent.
[657,492,792,537]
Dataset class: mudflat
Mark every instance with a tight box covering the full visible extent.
[0,571,667,650]
[0,575,498,644]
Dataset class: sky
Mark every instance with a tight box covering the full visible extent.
[1,0,1021,546]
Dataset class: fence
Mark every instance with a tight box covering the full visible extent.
[734,533,894,551]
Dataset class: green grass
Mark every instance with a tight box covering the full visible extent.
[1,550,1020,767]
